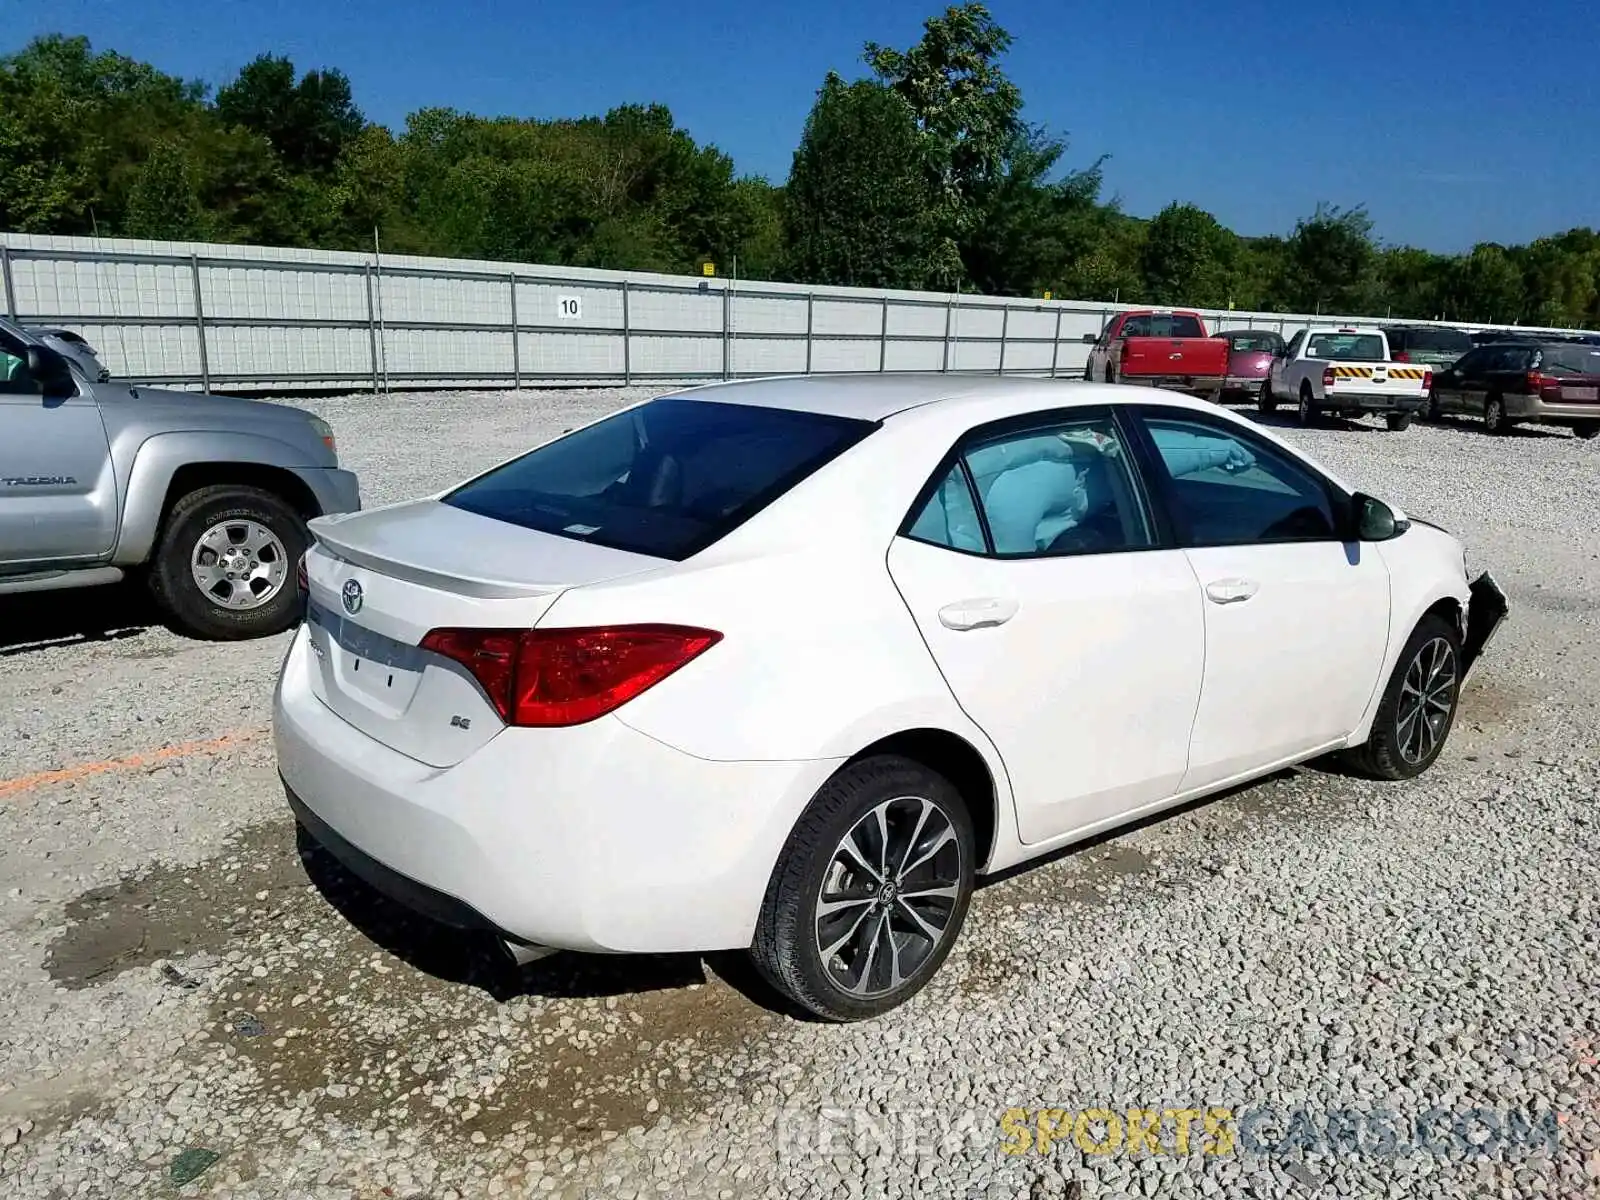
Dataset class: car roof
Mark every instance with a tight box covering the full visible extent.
[667,373,1233,423]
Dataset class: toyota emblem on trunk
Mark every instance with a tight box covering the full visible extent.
[341,579,364,615]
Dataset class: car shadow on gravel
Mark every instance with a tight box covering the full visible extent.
[0,580,156,657]
[1244,411,1373,434]
[290,825,794,1011]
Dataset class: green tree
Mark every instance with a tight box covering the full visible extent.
[1446,243,1526,323]
[122,140,208,240]
[1139,203,1238,308]
[216,54,364,174]
[1378,246,1450,319]
[783,75,946,289]
[865,3,1025,278]
[1282,204,1382,315]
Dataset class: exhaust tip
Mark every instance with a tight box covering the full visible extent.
[502,939,559,967]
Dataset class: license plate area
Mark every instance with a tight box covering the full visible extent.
[307,600,427,715]
[1560,385,1598,401]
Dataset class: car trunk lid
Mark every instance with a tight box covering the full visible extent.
[302,500,664,767]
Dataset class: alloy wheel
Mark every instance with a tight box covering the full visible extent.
[813,795,963,998]
[1396,636,1457,765]
[191,518,289,610]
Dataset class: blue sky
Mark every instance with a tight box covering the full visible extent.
[10,0,1599,252]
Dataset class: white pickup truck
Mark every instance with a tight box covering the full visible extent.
[1260,327,1430,431]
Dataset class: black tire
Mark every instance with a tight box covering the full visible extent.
[1384,412,1413,432]
[1425,390,1442,422]
[1344,614,1463,781]
[750,755,976,1022]
[1258,380,1278,413]
[1483,394,1511,435]
[1573,421,1599,440]
[148,485,309,640]
[1104,364,1115,385]
[1297,383,1320,426]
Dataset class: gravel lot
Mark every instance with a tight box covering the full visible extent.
[1,387,1597,1200]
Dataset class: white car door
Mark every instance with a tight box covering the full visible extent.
[888,407,1206,845]
[1127,406,1391,790]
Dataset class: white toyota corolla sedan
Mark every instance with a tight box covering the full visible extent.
[274,376,1506,1020]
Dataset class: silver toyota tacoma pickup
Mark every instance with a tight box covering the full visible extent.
[0,317,360,639]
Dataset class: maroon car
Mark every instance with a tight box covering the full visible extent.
[1216,329,1286,401]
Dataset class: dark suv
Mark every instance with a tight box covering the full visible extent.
[1428,341,1600,437]
[1380,325,1474,370]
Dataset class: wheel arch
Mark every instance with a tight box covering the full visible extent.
[114,431,327,565]
[842,727,1005,872]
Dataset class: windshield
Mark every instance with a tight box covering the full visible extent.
[1223,333,1283,353]
[444,396,876,560]
[1396,328,1472,354]
[1308,333,1387,362]
[1149,314,1205,338]
[1538,344,1600,376]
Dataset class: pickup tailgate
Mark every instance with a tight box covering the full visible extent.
[299,500,665,767]
[1120,336,1230,380]
[1325,361,1429,397]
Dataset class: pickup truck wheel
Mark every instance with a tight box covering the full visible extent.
[1297,384,1320,427]
[1425,390,1442,422]
[1103,364,1115,384]
[1258,381,1278,412]
[1384,412,1413,432]
[149,485,309,640]
[1483,395,1511,435]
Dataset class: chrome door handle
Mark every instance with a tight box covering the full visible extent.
[937,597,1019,630]
[1205,578,1260,604]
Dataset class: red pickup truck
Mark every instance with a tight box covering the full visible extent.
[1081,310,1231,398]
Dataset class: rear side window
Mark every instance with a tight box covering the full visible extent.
[904,413,1154,558]
[445,396,875,560]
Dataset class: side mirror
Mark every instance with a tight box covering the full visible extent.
[1081,333,1098,345]
[25,345,77,398]
[1353,493,1406,541]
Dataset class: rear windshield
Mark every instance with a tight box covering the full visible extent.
[1223,332,1283,353]
[1126,314,1205,338]
[1392,328,1472,354]
[444,396,875,560]
[1538,344,1600,376]
[1308,333,1387,361]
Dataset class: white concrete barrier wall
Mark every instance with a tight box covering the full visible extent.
[0,231,1587,393]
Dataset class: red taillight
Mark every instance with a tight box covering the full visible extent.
[419,624,722,727]
[1394,351,1411,363]
[1322,366,1335,389]
[1526,371,1549,393]
[1422,370,1433,391]
[1119,341,1132,361]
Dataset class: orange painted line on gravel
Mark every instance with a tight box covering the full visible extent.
[0,729,265,799]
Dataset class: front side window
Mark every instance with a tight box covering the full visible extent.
[1134,413,1340,546]
[904,413,1153,558]
[0,328,41,396]
[445,396,875,560]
